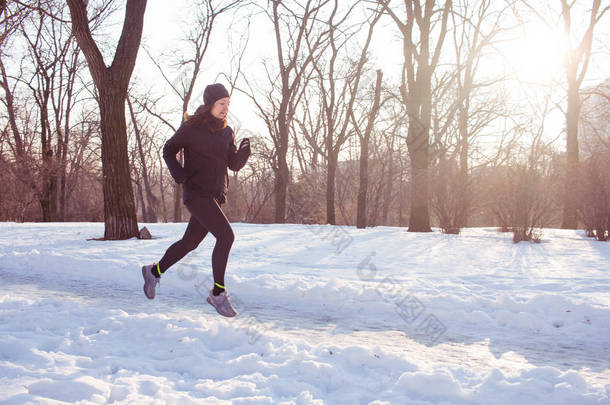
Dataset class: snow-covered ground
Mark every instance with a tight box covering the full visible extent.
[0,222,608,404]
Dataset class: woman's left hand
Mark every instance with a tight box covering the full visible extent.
[239,138,250,152]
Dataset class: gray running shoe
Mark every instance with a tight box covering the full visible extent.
[207,290,238,317]
[142,264,160,299]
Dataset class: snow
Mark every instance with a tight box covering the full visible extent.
[0,222,609,404]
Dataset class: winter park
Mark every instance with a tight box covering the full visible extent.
[1,1,609,404]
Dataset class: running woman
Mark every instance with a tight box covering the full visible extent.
[141,83,250,317]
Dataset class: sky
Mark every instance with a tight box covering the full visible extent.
[131,1,609,154]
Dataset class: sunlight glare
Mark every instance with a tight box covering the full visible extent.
[506,22,566,84]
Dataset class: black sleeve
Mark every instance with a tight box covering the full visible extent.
[228,130,250,172]
[163,125,191,184]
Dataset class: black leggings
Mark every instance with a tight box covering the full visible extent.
[158,196,235,287]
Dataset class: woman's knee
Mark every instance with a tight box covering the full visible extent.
[220,227,235,246]
[227,228,235,245]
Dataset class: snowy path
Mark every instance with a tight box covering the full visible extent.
[0,222,609,404]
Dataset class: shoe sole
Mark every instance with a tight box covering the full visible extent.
[207,296,237,317]
[142,266,154,300]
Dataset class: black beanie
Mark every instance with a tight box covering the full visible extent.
[203,83,230,106]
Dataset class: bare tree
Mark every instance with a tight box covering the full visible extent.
[453,1,509,180]
[240,0,330,223]
[127,95,158,222]
[518,0,609,229]
[0,0,35,200]
[579,153,609,241]
[293,86,325,175]
[19,2,84,221]
[0,0,29,47]
[63,109,99,219]
[379,0,452,232]
[558,0,607,229]
[66,0,146,239]
[427,0,512,233]
[482,86,558,240]
[307,1,382,225]
[272,0,331,223]
[0,1,88,222]
[354,69,383,228]
[579,80,609,240]
[229,143,275,223]
[580,79,609,156]
[145,0,241,221]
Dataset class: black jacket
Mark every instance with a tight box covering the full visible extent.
[163,123,250,204]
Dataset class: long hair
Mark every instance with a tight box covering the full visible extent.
[184,104,227,132]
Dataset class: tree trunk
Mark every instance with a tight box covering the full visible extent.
[57,121,67,222]
[458,97,469,182]
[398,170,407,227]
[59,162,67,220]
[174,154,183,221]
[404,43,434,232]
[357,69,383,229]
[382,150,393,226]
[382,127,397,226]
[562,73,580,229]
[407,120,432,232]
[49,172,58,221]
[380,0,450,232]
[274,156,289,223]
[59,102,71,222]
[136,178,147,222]
[39,82,57,222]
[370,178,383,226]
[406,75,432,232]
[158,151,168,222]
[275,84,290,223]
[54,37,79,222]
[357,136,369,229]
[457,91,470,228]
[326,150,337,225]
[0,60,24,156]
[99,88,140,239]
[128,96,158,222]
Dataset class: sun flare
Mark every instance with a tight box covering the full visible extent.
[508,22,567,84]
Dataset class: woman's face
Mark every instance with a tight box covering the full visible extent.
[211,96,230,119]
